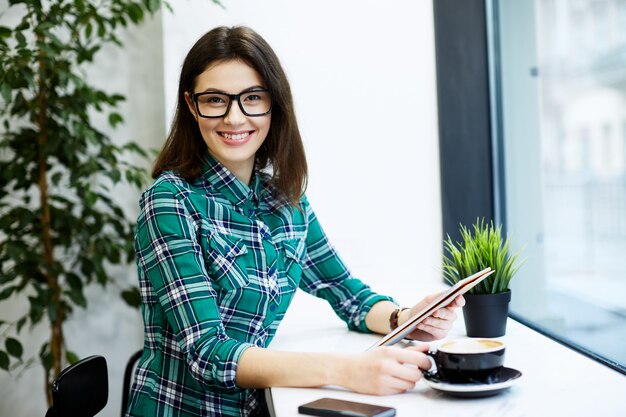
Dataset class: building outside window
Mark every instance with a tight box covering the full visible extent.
[492,0,626,371]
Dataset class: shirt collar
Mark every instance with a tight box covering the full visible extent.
[201,153,263,206]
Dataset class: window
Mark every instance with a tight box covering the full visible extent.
[491,0,626,371]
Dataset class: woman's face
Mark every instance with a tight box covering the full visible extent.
[185,59,271,181]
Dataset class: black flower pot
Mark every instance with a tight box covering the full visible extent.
[462,290,511,337]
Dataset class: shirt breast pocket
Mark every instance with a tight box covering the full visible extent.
[281,238,306,290]
[206,232,250,291]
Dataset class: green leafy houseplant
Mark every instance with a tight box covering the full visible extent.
[443,218,523,294]
[0,0,168,405]
[442,218,524,337]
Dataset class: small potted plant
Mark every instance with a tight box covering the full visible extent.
[443,218,524,337]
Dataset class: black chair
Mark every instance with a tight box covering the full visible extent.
[46,355,108,417]
[120,349,143,417]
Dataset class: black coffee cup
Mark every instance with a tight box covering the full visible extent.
[425,338,505,383]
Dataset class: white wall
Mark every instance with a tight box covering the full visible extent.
[1,1,442,416]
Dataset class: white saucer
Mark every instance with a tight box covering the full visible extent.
[422,367,522,398]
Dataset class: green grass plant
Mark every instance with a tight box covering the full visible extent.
[443,218,524,294]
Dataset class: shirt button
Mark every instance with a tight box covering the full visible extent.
[262,231,271,240]
[269,305,277,312]
[247,209,255,216]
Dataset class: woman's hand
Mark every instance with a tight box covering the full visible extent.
[404,294,465,342]
[337,344,431,395]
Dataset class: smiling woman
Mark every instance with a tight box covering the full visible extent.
[126,25,465,417]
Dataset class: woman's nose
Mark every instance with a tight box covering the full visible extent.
[223,101,246,125]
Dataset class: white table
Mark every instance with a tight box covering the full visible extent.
[265,291,626,417]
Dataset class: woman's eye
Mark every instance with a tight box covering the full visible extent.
[245,94,261,102]
[198,95,226,105]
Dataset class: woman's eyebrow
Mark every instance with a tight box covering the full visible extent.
[196,87,227,94]
[241,85,266,92]
[196,85,266,94]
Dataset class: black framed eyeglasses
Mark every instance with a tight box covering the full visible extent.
[190,89,272,118]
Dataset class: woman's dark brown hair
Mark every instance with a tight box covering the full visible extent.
[152,26,307,205]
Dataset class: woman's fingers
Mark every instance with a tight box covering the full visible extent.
[387,346,431,369]
[416,323,448,339]
[414,299,462,338]
[453,295,466,307]
[380,346,431,380]
[383,374,418,393]
[431,306,457,321]
[418,307,455,328]
[405,294,466,342]
[376,349,425,394]
[346,347,432,395]
[386,358,423,382]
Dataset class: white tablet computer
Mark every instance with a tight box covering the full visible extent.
[366,267,495,350]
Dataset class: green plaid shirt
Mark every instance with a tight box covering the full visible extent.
[126,155,394,417]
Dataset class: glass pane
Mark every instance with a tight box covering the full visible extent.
[496,0,626,370]
[196,93,229,117]
[241,91,271,115]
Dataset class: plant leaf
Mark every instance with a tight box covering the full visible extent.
[65,350,79,364]
[442,218,524,294]
[121,286,141,308]
[5,337,23,358]
[108,112,123,127]
[0,350,9,370]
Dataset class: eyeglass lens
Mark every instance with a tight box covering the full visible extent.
[195,91,271,117]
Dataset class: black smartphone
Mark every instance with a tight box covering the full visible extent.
[298,397,396,417]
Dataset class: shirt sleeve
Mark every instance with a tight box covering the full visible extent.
[298,197,397,332]
[135,181,254,393]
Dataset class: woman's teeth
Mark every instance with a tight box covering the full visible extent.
[221,132,251,140]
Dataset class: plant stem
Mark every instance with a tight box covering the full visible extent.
[36,33,62,407]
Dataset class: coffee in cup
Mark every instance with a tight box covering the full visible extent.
[425,338,505,383]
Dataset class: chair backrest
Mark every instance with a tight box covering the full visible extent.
[46,355,108,417]
[120,349,143,417]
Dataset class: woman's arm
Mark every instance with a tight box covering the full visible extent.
[364,300,401,334]
[235,295,464,394]
[235,344,432,395]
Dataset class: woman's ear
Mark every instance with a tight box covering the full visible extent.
[184,91,198,120]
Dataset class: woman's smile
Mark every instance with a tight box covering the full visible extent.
[219,130,255,145]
